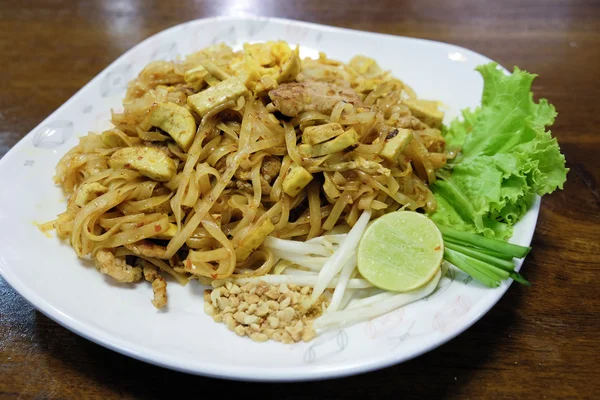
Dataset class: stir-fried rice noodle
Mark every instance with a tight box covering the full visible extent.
[48,41,447,309]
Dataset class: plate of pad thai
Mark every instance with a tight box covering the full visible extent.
[0,17,567,381]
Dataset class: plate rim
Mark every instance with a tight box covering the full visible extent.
[0,15,539,382]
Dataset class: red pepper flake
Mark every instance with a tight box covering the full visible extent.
[125,163,131,168]
[434,245,441,250]
[138,156,143,160]
[211,273,218,279]
[154,224,162,232]
[186,259,192,268]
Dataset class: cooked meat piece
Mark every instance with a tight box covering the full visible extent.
[214,157,228,175]
[234,167,252,181]
[235,180,253,192]
[260,156,282,182]
[94,249,142,283]
[151,276,167,309]
[142,264,167,309]
[397,115,428,130]
[142,264,159,281]
[260,176,272,195]
[268,80,362,117]
[125,240,169,259]
[234,157,281,186]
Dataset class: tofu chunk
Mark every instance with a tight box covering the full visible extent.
[302,123,344,145]
[403,99,444,128]
[101,131,123,148]
[235,219,275,262]
[148,102,197,151]
[380,128,413,161]
[184,65,210,91]
[298,128,359,158]
[282,163,313,197]
[109,146,176,182]
[187,77,248,117]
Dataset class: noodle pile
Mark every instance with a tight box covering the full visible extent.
[45,41,448,308]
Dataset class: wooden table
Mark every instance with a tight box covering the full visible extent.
[1,0,598,398]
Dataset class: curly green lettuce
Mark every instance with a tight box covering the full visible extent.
[430,63,568,240]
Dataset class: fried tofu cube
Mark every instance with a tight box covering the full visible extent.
[404,99,444,128]
[187,77,248,117]
[282,163,313,197]
[184,65,210,91]
[298,128,359,158]
[101,131,123,148]
[380,128,413,162]
[301,123,344,145]
[235,219,275,262]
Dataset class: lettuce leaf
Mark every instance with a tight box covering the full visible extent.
[430,63,568,240]
[442,108,479,150]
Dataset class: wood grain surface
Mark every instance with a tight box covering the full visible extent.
[1,0,599,398]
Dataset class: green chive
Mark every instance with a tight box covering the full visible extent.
[438,225,531,258]
[445,242,515,271]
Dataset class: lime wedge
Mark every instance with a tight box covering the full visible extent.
[357,211,443,292]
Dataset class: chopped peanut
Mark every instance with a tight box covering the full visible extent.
[204,280,327,343]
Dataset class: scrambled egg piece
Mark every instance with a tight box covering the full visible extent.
[147,102,197,152]
[108,146,176,182]
[234,41,301,92]
[153,223,178,240]
[187,77,248,117]
[71,182,107,207]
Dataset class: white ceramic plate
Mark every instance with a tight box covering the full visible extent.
[0,16,539,381]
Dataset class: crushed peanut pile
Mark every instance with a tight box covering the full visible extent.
[203,281,328,343]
